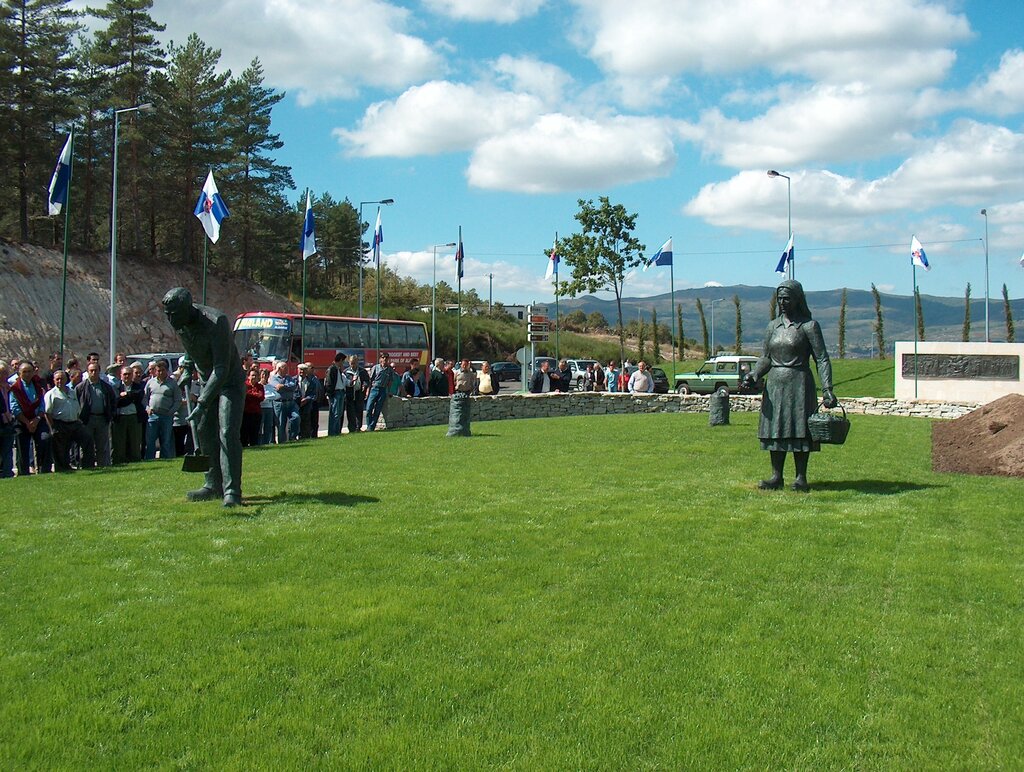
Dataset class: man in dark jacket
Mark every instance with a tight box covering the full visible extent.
[76,361,117,467]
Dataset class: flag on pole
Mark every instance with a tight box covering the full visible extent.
[1018,252,1023,268]
[194,170,229,243]
[911,235,929,271]
[455,235,465,279]
[372,208,383,266]
[300,191,317,259]
[644,237,673,271]
[545,238,559,279]
[48,133,73,216]
[775,234,794,274]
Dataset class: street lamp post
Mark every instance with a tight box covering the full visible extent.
[110,102,155,362]
[358,198,394,318]
[431,241,456,359]
[710,297,725,355]
[767,170,792,279]
[981,208,990,342]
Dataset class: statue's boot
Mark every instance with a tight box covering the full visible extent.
[791,452,810,492]
[186,486,223,502]
[759,451,786,490]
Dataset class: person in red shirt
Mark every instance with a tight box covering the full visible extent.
[241,367,265,447]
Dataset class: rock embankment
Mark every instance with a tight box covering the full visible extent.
[0,241,296,360]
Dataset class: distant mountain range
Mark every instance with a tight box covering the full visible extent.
[555,285,1023,357]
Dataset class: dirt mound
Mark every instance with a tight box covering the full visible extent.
[932,393,1024,477]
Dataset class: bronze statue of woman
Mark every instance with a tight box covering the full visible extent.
[744,280,838,491]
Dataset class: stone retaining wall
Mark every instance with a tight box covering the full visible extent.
[380,392,979,429]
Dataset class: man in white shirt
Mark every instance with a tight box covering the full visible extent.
[44,369,95,471]
[628,361,655,394]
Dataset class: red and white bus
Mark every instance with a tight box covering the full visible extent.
[233,311,429,380]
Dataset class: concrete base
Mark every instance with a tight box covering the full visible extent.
[894,341,1024,403]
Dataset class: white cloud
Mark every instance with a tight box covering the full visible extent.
[468,114,676,192]
[424,0,545,23]
[703,281,724,287]
[148,0,443,105]
[964,49,1024,116]
[685,121,1024,241]
[493,55,572,107]
[686,83,916,168]
[572,0,969,88]
[335,81,544,156]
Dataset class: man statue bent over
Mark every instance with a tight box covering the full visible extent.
[162,287,246,507]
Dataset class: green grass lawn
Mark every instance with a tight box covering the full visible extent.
[2,412,1020,767]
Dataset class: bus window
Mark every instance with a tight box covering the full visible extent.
[376,324,391,347]
[407,325,427,349]
[327,321,349,347]
[303,320,327,349]
[348,322,370,347]
[387,324,407,346]
[233,327,290,362]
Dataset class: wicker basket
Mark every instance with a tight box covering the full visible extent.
[807,401,850,445]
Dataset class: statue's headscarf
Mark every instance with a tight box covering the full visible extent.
[776,279,812,323]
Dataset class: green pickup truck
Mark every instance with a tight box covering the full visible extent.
[674,355,761,396]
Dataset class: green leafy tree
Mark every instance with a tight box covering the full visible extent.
[558,197,645,364]
[962,282,971,341]
[838,288,847,359]
[562,309,587,332]
[733,294,742,354]
[871,283,885,359]
[696,298,709,357]
[586,311,608,331]
[71,36,112,250]
[1003,283,1015,342]
[914,286,925,341]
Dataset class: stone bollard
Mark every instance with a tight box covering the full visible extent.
[447,392,472,437]
[709,390,730,426]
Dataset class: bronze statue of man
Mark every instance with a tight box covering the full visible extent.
[162,287,245,507]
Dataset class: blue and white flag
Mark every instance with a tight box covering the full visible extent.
[1019,252,1023,268]
[372,207,383,266]
[194,170,229,243]
[644,237,673,271]
[775,233,794,274]
[545,238,559,280]
[455,233,465,279]
[911,235,929,271]
[47,133,73,216]
[300,191,316,259]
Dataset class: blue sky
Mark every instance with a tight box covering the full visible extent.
[106,0,1024,305]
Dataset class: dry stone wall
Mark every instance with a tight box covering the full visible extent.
[380,392,978,429]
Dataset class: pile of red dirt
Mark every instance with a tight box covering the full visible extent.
[932,393,1024,477]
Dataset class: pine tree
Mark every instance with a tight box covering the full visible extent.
[914,286,925,341]
[223,58,293,280]
[149,33,231,268]
[676,302,684,359]
[1003,283,1015,343]
[3,0,81,240]
[733,294,742,354]
[71,37,113,250]
[636,319,646,362]
[837,288,847,359]
[962,282,971,342]
[696,298,709,357]
[92,0,166,254]
[650,308,660,363]
[871,283,885,359]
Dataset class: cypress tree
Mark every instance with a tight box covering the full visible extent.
[733,294,742,354]
[650,308,660,363]
[871,283,885,359]
[838,288,847,359]
[962,283,972,342]
[915,286,925,341]
[696,298,709,357]
[1003,283,1015,343]
[676,303,684,359]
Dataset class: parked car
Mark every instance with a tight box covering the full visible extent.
[490,361,522,381]
[650,366,670,394]
[530,356,557,373]
[566,358,602,390]
[674,355,760,396]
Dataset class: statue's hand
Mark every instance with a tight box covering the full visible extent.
[187,401,206,423]
[741,373,757,390]
[822,389,838,409]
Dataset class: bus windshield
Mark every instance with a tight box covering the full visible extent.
[233,317,291,362]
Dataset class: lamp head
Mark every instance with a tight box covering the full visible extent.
[381,198,395,205]
[980,208,987,216]
[767,170,780,177]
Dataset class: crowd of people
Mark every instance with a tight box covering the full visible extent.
[528,359,655,394]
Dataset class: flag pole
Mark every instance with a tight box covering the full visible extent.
[374,205,382,355]
[554,231,560,361]
[301,188,308,363]
[670,250,676,377]
[457,225,462,361]
[202,238,208,305]
[912,253,918,399]
[58,127,75,361]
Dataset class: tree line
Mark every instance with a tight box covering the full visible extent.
[0,0,491,312]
